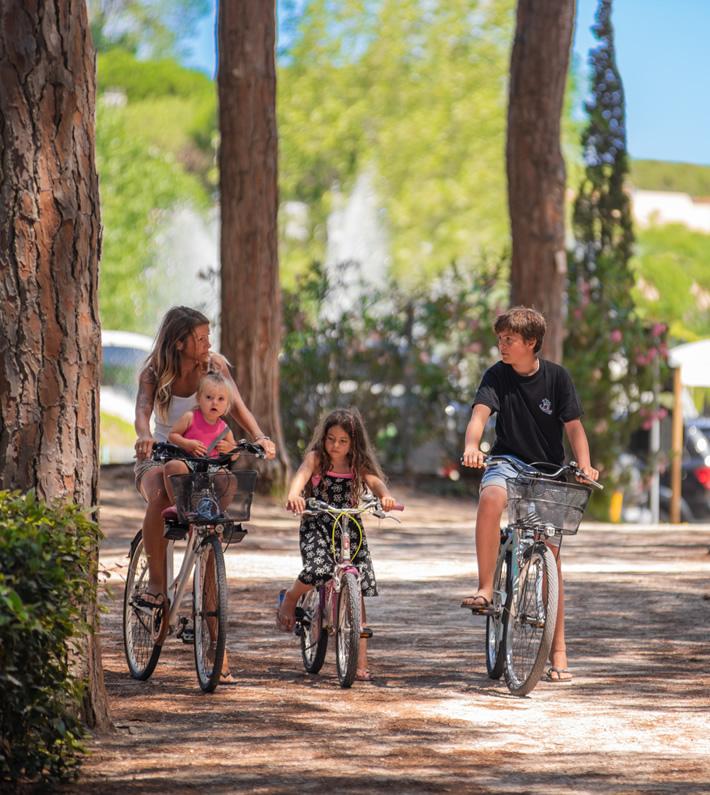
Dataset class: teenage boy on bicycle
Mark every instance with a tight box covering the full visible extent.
[461,306,599,683]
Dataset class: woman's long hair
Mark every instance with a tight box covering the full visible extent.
[143,306,210,420]
[307,407,386,504]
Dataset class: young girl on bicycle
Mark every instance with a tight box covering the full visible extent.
[278,407,397,682]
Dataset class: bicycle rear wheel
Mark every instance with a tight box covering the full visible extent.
[193,534,228,692]
[123,530,163,680]
[299,587,328,674]
[504,544,558,696]
[335,572,361,688]
[486,544,512,679]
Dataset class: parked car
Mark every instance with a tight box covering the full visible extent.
[101,330,153,463]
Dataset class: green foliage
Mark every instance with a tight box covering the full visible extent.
[632,224,710,340]
[96,102,209,332]
[277,0,515,286]
[566,0,668,491]
[280,259,506,472]
[0,492,102,788]
[630,159,710,197]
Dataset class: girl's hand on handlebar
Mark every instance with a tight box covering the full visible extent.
[286,495,306,514]
[135,436,155,461]
[185,439,207,456]
[380,495,397,511]
[462,447,486,468]
[216,439,239,458]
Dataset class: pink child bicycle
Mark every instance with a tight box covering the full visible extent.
[293,496,403,688]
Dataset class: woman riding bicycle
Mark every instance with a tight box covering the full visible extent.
[461,306,598,684]
[133,306,276,612]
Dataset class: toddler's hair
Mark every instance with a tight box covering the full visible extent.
[196,372,233,412]
[494,306,546,354]
[307,407,386,504]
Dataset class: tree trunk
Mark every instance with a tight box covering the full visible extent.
[0,0,111,731]
[507,0,575,363]
[217,0,288,484]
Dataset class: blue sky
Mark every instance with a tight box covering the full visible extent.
[183,0,710,167]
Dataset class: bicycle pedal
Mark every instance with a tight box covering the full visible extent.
[360,626,373,639]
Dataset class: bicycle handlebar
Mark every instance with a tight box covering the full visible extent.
[302,496,404,519]
[481,455,604,490]
[152,439,266,468]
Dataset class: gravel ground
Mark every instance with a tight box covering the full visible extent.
[71,465,710,794]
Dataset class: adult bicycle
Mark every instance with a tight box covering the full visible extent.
[475,456,603,696]
[122,440,264,692]
[293,496,403,688]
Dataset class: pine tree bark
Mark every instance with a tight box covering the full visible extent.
[507,0,575,362]
[217,0,288,484]
[0,0,111,730]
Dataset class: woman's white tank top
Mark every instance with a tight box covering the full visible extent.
[152,394,197,442]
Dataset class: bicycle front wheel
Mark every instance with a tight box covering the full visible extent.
[335,572,361,688]
[504,544,558,696]
[486,545,512,680]
[299,587,328,674]
[193,534,228,692]
[123,530,163,680]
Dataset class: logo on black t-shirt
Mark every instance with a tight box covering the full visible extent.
[539,397,553,415]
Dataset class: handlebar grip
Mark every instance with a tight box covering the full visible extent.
[392,503,405,511]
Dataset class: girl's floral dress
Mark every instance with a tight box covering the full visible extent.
[297,471,378,596]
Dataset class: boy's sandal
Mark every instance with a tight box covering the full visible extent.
[220,670,237,685]
[137,590,166,609]
[545,666,573,683]
[460,594,493,614]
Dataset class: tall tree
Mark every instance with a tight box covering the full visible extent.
[0,0,110,728]
[507,0,575,361]
[565,0,666,481]
[218,0,288,479]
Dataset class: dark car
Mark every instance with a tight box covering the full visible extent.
[628,417,710,522]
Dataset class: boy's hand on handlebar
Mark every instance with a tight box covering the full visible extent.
[462,447,486,468]
[135,436,155,460]
[286,495,306,514]
[577,464,599,483]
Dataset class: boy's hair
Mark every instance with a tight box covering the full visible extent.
[307,407,386,504]
[196,372,233,411]
[494,306,546,354]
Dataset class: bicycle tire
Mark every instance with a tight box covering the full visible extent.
[123,530,163,680]
[299,587,328,674]
[486,545,512,679]
[193,534,228,692]
[335,572,361,688]
[504,543,558,696]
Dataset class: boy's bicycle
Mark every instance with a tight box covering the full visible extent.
[122,440,264,692]
[479,456,602,696]
[293,496,403,688]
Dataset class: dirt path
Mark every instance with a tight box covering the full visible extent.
[74,465,710,794]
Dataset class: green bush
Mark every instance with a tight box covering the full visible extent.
[0,491,102,789]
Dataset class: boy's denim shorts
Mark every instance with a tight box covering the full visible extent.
[480,454,533,492]
[480,455,562,547]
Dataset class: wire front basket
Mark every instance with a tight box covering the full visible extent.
[170,469,258,524]
[506,475,591,535]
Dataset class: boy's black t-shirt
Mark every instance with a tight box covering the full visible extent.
[473,359,583,465]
